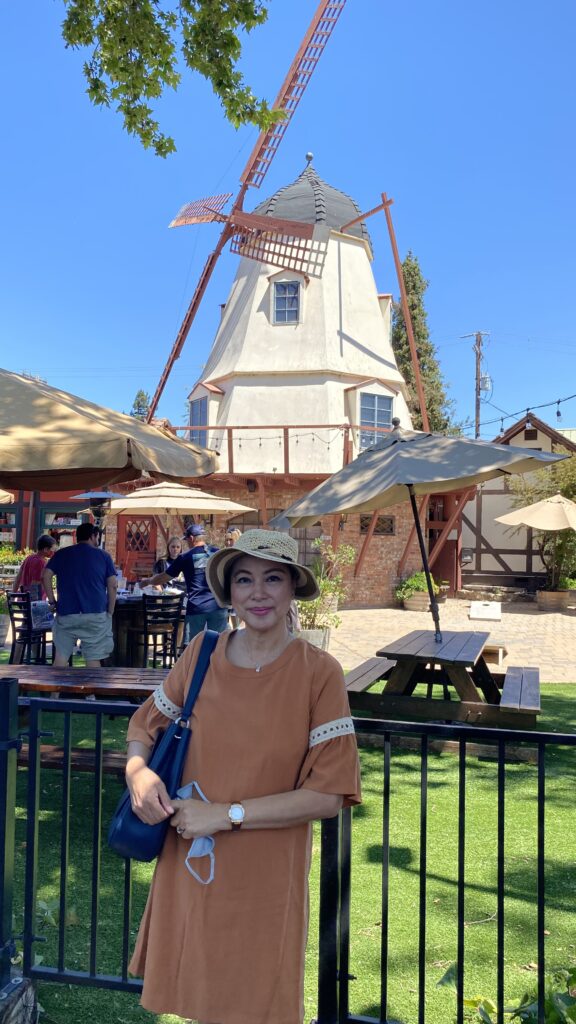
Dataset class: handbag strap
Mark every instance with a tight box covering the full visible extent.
[179,629,219,724]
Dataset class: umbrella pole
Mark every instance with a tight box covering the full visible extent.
[408,485,442,643]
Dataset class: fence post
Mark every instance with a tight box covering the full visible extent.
[0,678,20,993]
[317,814,340,1024]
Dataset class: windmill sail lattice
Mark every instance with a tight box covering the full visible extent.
[147,0,348,420]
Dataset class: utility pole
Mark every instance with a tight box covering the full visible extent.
[462,332,489,437]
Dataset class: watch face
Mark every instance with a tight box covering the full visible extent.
[229,804,244,823]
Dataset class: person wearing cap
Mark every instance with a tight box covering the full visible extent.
[141,523,228,642]
[125,529,361,1024]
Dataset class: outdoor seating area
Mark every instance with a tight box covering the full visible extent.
[1,3,575,1020]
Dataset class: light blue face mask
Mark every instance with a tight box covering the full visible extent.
[176,780,215,885]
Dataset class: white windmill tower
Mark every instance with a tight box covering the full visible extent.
[187,157,414,481]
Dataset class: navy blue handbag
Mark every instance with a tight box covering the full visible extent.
[107,630,219,862]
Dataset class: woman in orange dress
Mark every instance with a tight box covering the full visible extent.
[126,530,361,1024]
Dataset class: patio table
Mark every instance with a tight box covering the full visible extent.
[0,664,166,699]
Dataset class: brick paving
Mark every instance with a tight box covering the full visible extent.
[329,599,576,683]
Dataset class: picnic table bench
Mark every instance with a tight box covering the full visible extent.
[345,657,396,692]
[0,665,169,775]
[346,630,540,729]
[0,664,167,698]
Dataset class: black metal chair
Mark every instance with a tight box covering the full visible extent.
[7,591,53,665]
[128,592,185,668]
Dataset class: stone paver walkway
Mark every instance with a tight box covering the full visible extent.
[329,599,576,683]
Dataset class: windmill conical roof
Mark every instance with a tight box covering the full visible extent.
[253,165,371,245]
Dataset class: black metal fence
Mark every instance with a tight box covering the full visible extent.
[1,680,575,1024]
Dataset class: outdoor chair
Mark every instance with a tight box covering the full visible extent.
[128,592,185,669]
[7,591,53,665]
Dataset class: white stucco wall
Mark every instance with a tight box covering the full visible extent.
[190,228,412,475]
[461,430,552,574]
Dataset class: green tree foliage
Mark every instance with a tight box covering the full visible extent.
[509,447,576,588]
[391,251,457,433]
[61,0,281,156]
[130,388,151,420]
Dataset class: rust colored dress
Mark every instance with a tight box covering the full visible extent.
[127,631,361,1024]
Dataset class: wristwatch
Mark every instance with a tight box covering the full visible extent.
[228,803,245,830]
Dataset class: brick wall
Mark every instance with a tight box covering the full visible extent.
[104,480,424,608]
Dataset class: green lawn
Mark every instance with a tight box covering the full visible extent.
[8,683,576,1024]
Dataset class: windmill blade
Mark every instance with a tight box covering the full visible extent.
[148,1,347,418]
[147,226,232,420]
[230,210,315,240]
[170,193,233,228]
[239,0,347,192]
[229,216,328,278]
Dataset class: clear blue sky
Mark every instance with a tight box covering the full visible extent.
[2,0,575,438]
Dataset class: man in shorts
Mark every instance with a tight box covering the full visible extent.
[43,522,118,667]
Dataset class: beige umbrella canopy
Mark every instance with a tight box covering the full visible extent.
[0,368,217,490]
[106,481,255,517]
[272,421,566,641]
[495,493,576,531]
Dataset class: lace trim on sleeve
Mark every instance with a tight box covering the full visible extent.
[309,716,355,748]
[153,682,183,721]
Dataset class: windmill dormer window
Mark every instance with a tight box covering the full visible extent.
[273,281,300,324]
[189,396,208,445]
[359,392,393,449]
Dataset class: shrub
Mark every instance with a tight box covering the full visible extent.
[394,570,439,603]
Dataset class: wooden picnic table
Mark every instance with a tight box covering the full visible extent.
[347,629,540,728]
[0,664,168,699]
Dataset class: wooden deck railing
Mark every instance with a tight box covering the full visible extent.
[172,423,393,474]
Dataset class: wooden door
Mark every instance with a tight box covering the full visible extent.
[117,516,157,581]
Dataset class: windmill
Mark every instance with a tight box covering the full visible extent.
[146,0,347,422]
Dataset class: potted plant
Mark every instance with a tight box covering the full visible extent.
[394,571,439,611]
[297,539,355,650]
[535,531,576,609]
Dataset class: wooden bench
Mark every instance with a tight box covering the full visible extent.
[345,657,396,693]
[482,642,508,667]
[18,744,126,777]
[500,665,541,717]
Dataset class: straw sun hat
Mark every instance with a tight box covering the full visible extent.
[206,529,319,607]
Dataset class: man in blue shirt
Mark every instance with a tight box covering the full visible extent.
[43,523,118,667]
[143,524,228,643]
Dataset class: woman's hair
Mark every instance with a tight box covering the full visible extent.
[222,559,299,603]
[225,528,242,547]
[166,536,182,554]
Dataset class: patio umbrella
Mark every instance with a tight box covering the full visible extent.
[495,493,576,531]
[495,493,576,591]
[105,481,255,517]
[0,368,217,490]
[271,419,566,641]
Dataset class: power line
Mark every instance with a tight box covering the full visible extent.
[479,391,576,430]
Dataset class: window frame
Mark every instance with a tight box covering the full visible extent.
[189,395,208,446]
[272,279,301,325]
[359,391,393,450]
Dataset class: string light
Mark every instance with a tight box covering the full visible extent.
[556,401,562,422]
[477,390,576,431]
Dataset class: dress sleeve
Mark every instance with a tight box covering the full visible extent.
[126,634,206,749]
[297,650,361,807]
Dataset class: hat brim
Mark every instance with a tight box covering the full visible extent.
[206,547,320,607]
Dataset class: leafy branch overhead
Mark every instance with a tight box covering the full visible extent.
[61,0,282,156]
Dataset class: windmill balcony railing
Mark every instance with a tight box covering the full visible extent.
[173,423,394,475]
